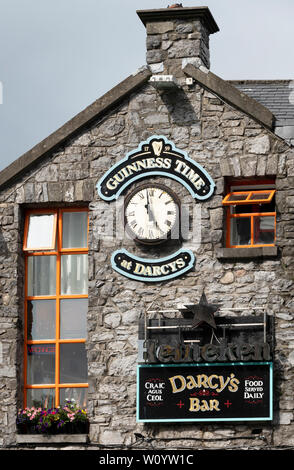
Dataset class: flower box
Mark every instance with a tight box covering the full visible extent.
[16,400,89,435]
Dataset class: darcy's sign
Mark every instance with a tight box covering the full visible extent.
[137,363,273,423]
[111,248,194,282]
[97,135,215,201]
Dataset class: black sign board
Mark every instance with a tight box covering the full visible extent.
[137,362,273,423]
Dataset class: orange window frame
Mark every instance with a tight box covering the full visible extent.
[222,189,275,205]
[23,210,58,251]
[23,208,89,408]
[222,189,276,248]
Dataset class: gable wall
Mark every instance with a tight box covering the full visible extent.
[0,79,294,449]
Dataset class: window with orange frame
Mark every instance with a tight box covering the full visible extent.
[222,181,276,248]
[23,208,89,409]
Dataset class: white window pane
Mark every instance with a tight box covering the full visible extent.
[27,344,55,385]
[60,299,87,339]
[62,212,88,248]
[27,300,56,340]
[60,343,87,383]
[27,256,56,296]
[61,254,88,295]
[26,214,56,250]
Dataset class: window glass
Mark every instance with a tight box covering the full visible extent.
[60,298,88,339]
[227,193,248,202]
[59,387,88,408]
[60,343,88,384]
[254,216,275,245]
[26,388,55,408]
[27,256,56,296]
[248,192,271,201]
[25,214,56,250]
[27,344,55,385]
[230,217,251,246]
[27,300,56,340]
[61,254,88,295]
[62,211,88,248]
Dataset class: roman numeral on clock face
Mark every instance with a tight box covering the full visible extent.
[125,185,179,244]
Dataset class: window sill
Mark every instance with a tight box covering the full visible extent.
[16,434,89,445]
[216,246,278,260]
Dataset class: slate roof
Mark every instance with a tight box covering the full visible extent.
[229,80,294,145]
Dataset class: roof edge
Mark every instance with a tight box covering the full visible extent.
[0,66,152,192]
[228,79,293,85]
[183,64,275,130]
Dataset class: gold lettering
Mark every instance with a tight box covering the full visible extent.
[210,399,220,411]
[197,374,209,388]
[216,375,231,393]
[189,398,200,412]
[186,375,198,390]
[200,400,210,411]
[207,374,219,389]
[189,398,220,412]
[228,374,240,392]
[169,375,186,394]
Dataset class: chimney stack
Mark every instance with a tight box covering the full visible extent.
[137,6,219,77]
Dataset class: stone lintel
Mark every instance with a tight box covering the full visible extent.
[183,64,275,130]
[0,67,152,191]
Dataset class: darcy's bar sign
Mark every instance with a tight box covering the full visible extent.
[137,363,273,423]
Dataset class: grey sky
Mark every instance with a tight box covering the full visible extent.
[0,0,293,172]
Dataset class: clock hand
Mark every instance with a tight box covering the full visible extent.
[145,189,157,223]
[145,189,150,213]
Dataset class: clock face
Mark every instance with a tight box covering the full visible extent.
[125,184,179,244]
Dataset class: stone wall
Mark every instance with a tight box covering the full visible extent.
[0,75,294,450]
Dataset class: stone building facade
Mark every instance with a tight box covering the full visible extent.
[0,6,294,450]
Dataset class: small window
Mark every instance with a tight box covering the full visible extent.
[23,212,57,251]
[222,188,276,248]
